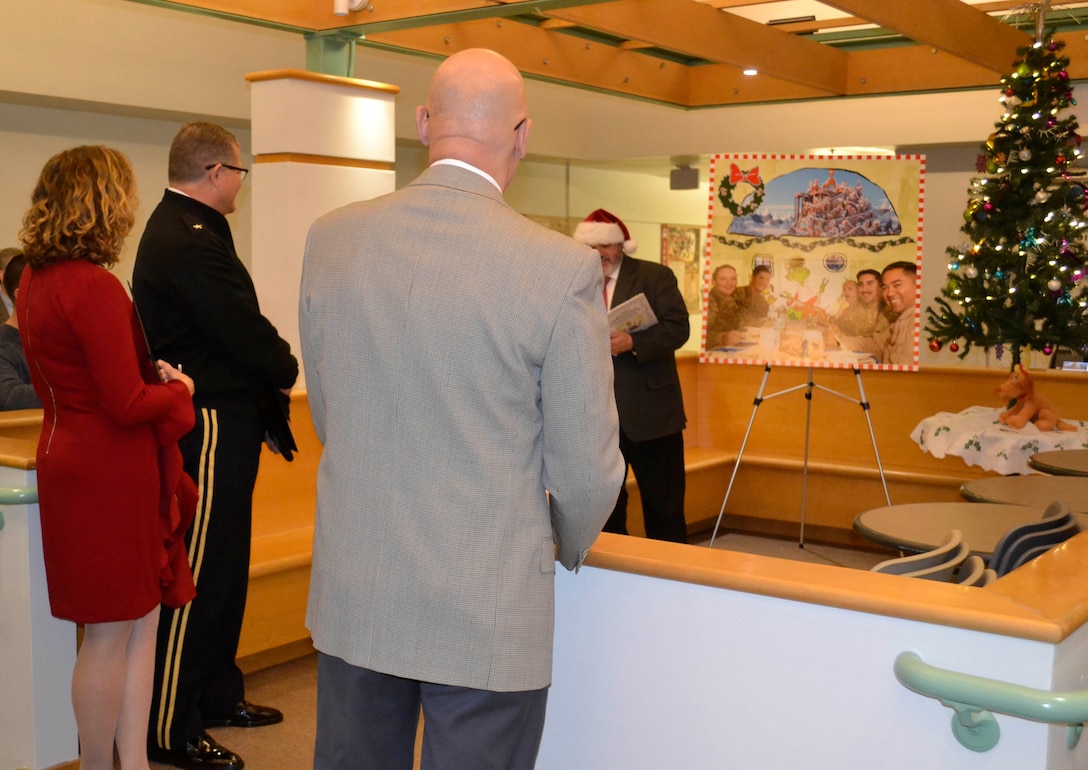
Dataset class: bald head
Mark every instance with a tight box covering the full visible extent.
[416,49,530,190]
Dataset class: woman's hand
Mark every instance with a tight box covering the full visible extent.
[156,360,195,396]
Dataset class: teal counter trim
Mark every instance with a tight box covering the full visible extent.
[0,486,38,533]
[895,651,1088,752]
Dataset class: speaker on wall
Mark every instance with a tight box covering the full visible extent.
[670,166,699,190]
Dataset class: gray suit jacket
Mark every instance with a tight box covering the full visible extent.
[299,163,624,692]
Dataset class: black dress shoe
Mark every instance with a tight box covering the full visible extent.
[204,700,284,728]
[148,731,244,769]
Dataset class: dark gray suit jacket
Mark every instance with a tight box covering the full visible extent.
[610,256,689,442]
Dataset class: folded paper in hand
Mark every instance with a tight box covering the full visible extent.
[608,292,658,334]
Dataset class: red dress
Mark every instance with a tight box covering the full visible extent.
[19,259,197,623]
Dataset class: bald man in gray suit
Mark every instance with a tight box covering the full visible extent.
[299,49,624,770]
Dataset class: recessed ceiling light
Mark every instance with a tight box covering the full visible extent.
[743,68,758,76]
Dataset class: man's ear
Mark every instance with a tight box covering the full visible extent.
[415,106,430,147]
[514,117,531,160]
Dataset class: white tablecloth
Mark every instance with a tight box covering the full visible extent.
[910,406,1088,475]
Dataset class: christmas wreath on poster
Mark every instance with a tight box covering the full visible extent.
[718,163,765,218]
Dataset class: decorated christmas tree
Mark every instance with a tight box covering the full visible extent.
[926,21,1088,367]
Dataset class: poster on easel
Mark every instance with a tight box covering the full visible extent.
[700,154,925,371]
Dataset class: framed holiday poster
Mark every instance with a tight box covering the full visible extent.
[661,223,703,313]
[701,154,925,371]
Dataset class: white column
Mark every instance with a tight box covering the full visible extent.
[0,465,78,770]
[246,69,400,383]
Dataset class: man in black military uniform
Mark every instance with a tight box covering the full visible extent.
[134,122,298,770]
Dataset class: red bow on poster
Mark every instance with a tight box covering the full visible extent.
[729,164,761,185]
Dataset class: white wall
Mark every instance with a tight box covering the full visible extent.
[541,562,1086,770]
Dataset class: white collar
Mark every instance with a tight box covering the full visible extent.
[431,159,502,193]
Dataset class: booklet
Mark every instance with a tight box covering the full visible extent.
[608,292,658,334]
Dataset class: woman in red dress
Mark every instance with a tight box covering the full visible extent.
[18,145,196,770]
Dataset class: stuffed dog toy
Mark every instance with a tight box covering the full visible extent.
[995,364,1076,432]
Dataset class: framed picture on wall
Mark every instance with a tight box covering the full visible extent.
[661,224,703,313]
[701,154,925,371]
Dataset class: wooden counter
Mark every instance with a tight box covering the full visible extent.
[586,529,1088,644]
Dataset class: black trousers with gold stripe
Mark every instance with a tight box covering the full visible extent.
[149,403,264,750]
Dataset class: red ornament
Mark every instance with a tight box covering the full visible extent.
[1058,155,1067,165]
[949,342,960,353]
[929,339,943,352]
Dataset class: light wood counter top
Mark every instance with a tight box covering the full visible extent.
[585,530,1088,644]
[0,409,40,470]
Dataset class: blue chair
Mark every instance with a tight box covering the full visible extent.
[989,501,1082,576]
[871,530,970,581]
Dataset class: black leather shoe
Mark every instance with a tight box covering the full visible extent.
[203,700,284,729]
[148,731,244,768]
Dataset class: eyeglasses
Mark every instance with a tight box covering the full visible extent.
[205,163,249,181]
[513,117,527,132]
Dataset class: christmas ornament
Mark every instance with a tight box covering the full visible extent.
[966,266,979,279]
[1044,344,1054,355]
[949,342,960,353]
[1048,278,1063,291]
[929,339,942,352]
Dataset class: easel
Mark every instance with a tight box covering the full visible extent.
[707,364,892,548]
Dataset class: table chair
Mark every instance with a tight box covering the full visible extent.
[989,501,1082,576]
[870,530,970,581]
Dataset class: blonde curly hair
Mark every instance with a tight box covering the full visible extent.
[20,145,138,268]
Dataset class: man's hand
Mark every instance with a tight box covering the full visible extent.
[610,331,634,356]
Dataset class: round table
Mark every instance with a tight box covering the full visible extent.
[959,475,1088,513]
[1027,449,1088,476]
[853,502,1055,556]
[911,406,1088,476]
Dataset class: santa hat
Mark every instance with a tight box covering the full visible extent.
[573,209,638,255]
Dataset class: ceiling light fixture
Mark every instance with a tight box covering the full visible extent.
[767,15,816,26]
[743,68,758,76]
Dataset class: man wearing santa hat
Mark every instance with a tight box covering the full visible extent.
[574,209,690,543]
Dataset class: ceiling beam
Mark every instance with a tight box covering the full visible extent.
[687,65,839,108]
[336,0,618,34]
[846,46,1002,97]
[821,0,1031,72]
[542,0,848,95]
[364,19,695,105]
[124,0,619,32]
